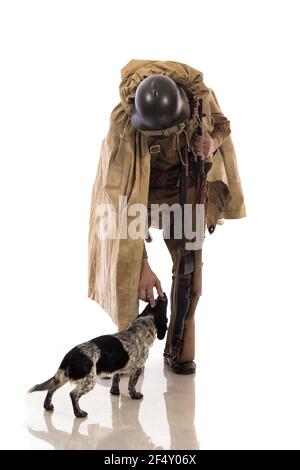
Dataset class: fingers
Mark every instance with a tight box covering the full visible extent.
[155,278,164,297]
[138,276,163,306]
[193,135,203,157]
[193,132,212,158]
[193,130,208,143]
[147,288,155,308]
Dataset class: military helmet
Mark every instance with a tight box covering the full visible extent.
[131,74,190,131]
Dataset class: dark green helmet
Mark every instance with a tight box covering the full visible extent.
[131,74,190,131]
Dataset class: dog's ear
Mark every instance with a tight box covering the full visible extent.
[137,294,168,338]
[155,315,168,340]
[152,299,168,340]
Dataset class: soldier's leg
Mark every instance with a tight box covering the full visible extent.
[163,237,202,374]
[177,248,202,363]
[163,184,203,373]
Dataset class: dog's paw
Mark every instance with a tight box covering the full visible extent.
[110,388,120,396]
[129,391,143,400]
[74,410,88,419]
[43,403,54,412]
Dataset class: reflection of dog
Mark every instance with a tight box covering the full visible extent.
[29,295,168,418]
[28,395,162,450]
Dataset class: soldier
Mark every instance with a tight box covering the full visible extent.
[88,60,246,375]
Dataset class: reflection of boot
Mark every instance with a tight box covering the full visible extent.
[163,367,200,450]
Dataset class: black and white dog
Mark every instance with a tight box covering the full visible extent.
[29,295,168,418]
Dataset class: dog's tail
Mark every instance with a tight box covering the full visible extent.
[28,370,65,393]
[28,377,55,393]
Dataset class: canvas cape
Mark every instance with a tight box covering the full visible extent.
[88,59,246,328]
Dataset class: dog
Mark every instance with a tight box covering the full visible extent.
[29,294,168,418]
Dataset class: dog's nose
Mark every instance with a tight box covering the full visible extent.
[156,293,167,302]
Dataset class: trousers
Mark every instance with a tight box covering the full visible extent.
[147,163,203,363]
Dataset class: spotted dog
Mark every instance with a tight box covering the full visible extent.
[29,294,168,418]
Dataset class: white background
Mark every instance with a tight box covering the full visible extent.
[0,0,300,449]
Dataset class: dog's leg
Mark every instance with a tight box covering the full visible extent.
[128,368,143,400]
[110,373,120,396]
[43,374,67,412]
[70,372,96,418]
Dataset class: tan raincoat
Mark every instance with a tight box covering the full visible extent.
[88,59,246,328]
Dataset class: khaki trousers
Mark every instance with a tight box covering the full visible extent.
[148,182,203,363]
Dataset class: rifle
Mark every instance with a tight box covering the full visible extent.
[195,99,212,206]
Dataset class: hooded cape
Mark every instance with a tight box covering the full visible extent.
[88,59,246,328]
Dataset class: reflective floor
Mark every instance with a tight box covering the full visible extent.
[26,341,200,450]
[11,224,300,450]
